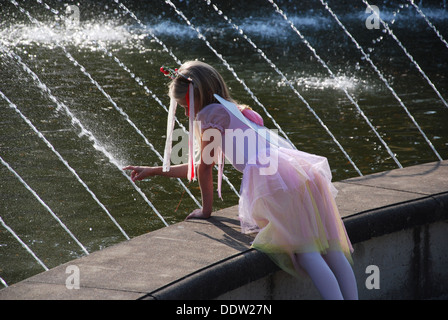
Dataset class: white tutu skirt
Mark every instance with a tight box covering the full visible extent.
[238,147,353,278]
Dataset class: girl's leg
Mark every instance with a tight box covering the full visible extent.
[322,250,358,300]
[294,252,344,300]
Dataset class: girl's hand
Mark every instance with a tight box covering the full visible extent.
[185,208,211,220]
[122,166,154,182]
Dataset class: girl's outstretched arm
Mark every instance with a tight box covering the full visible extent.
[122,164,189,182]
[124,129,217,220]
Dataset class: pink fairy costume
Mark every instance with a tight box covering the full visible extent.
[161,67,353,279]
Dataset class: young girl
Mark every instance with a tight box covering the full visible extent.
[123,61,358,300]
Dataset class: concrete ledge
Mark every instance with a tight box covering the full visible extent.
[0,160,447,300]
[142,249,277,300]
[344,192,448,244]
[218,219,448,300]
[144,193,448,300]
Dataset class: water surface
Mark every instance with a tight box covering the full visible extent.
[0,0,447,285]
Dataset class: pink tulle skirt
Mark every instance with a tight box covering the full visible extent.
[238,147,353,278]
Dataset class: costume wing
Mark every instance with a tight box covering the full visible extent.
[213,94,295,150]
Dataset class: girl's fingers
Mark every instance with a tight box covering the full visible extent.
[122,166,151,182]
[122,166,140,182]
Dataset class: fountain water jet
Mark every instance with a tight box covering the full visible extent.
[269,0,403,169]
[408,0,448,49]
[0,154,89,256]
[165,0,296,149]
[0,88,130,240]
[204,0,363,176]
[33,0,206,207]
[0,214,49,281]
[0,275,7,288]
[0,43,169,227]
[112,0,182,65]
[319,0,442,162]
[0,212,49,274]
[1,0,446,288]
[363,0,448,109]
[109,0,241,197]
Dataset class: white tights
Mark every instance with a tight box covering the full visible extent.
[294,251,358,300]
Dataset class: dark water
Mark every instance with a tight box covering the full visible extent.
[0,0,447,286]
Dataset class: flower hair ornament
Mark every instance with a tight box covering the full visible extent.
[160,66,196,182]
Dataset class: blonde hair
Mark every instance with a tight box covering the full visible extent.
[168,61,235,111]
